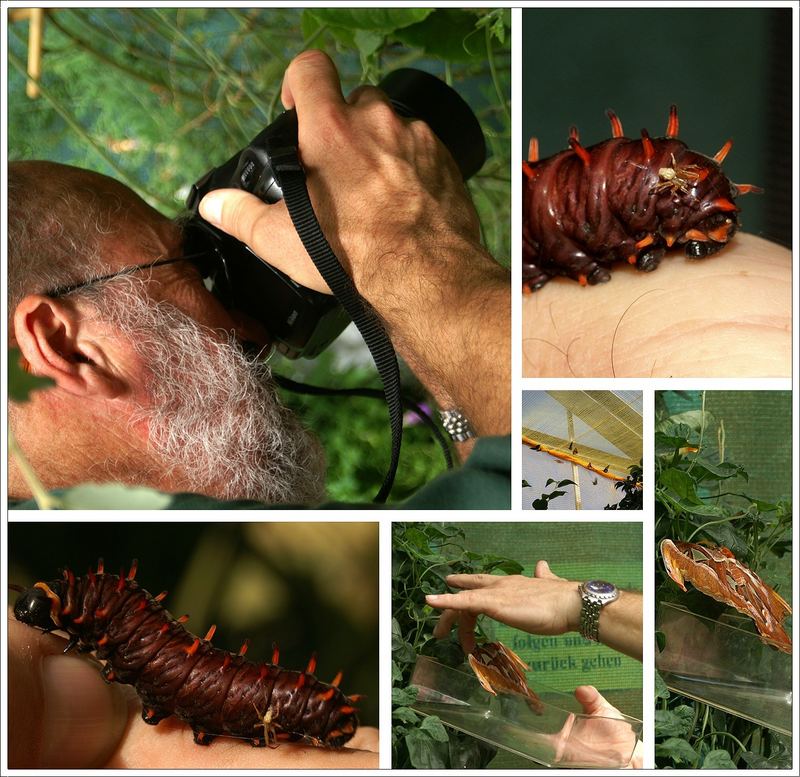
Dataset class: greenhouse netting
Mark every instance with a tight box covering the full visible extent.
[522,391,643,510]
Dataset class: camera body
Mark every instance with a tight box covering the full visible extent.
[184,69,486,359]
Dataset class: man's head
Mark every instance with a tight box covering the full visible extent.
[8,161,326,504]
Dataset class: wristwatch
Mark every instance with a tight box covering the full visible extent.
[439,408,476,442]
[578,580,619,642]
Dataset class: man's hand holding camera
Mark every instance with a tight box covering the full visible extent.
[199,50,510,438]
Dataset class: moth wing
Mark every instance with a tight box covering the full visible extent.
[468,653,498,696]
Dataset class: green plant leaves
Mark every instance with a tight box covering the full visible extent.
[8,347,54,402]
[60,483,174,509]
[654,670,671,700]
[659,468,702,503]
[419,715,449,742]
[394,10,484,61]
[404,724,450,768]
[701,749,737,769]
[655,736,699,765]
[392,685,418,707]
[655,705,694,738]
[305,8,432,32]
[655,395,793,770]
[392,523,520,768]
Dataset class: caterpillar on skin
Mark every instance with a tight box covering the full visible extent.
[522,105,762,291]
[12,560,360,748]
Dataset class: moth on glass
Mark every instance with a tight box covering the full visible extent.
[468,641,545,714]
[660,539,791,654]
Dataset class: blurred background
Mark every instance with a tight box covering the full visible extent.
[522,7,792,247]
[7,7,511,503]
[8,522,379,729]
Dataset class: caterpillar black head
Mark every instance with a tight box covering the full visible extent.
[13,581,63,631]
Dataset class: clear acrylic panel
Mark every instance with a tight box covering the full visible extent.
[410,655,642,768]
[656,601,792,736]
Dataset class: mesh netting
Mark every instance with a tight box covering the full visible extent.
[522,391,642,510]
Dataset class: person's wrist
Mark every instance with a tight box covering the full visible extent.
[564,580,584,633]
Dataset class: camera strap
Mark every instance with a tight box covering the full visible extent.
[272,150,402,503]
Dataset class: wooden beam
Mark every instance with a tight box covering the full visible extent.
[26,9,45,99]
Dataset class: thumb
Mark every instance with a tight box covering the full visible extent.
[198,188,331,294]
[534,559,564,580]
[9,615,131,768]
[573,685,622,719]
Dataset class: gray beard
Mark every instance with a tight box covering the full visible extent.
[93,282,327,504]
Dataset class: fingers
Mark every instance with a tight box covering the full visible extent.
[8,614,130,768]
[443,573,499,590]
[457,613,477,655]
[346,84,389,107]
[431,607,458,639]
[280,50,345,115]
[431,608,476,655]
[573,685,623,720]
[534,560,564,580]
[198,188,331,294]
[425,589,481,612]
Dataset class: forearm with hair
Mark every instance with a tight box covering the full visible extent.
[595,591,643,662]
[360,236,510,436]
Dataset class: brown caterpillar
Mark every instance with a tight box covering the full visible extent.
[12,560,360,747]
[522,105,762,290]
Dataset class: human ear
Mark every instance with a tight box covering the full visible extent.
[12,295,125,399]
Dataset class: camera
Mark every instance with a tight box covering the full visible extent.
[184,68,486,359]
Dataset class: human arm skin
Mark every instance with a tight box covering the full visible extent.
[198,50,509,437]
[426,561,643,661]
[7,613,378,769]
[523,233,790,377]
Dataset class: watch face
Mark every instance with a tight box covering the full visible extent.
[586,580,616,595]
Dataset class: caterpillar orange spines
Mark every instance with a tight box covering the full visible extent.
[13,560,360,748]
[522,105,762,291]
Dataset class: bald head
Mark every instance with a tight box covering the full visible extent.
[7,161,180,310]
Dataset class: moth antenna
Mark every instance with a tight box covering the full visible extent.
[665,104,679,138]
[606,109,624,138]
[713,139,733,164]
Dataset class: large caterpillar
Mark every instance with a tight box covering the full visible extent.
[12,560,360,747]
[522,106,761,291]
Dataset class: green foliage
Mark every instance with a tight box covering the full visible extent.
[8,8,510,504]
[8,347,54,402]
[605,461,643,510]
[8,7,510,259]
[392,523,522,769]
[530,478,575,509]
[654,393,792,770]
[276,351,452,503]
